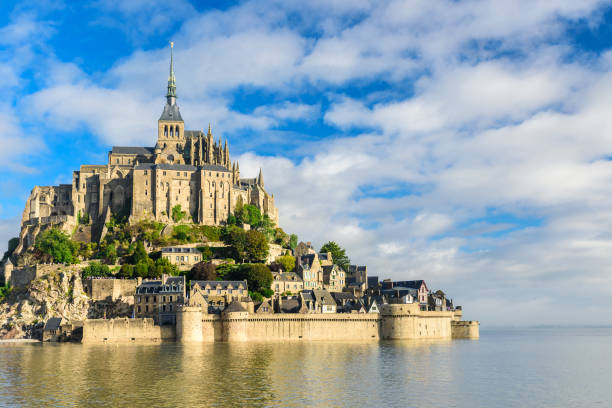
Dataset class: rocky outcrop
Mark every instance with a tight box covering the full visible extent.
[0,266,133,340]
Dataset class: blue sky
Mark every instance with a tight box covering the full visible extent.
[2,0,612,326]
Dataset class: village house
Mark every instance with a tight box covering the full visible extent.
[383,280,429,306]
[161,246,202,269]
[134,275,186,324]
[310,289,337,313]
[272,271,304,294]
[322,264,345,292]
[42,317,63,342]
[296,253,323,289]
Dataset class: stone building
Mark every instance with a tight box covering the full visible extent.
[322,264,345,292]
[17,43,278,253]
[296,253,323,289]
[271,271,304,294]
[134,275,186,324]
[161,246,202,269]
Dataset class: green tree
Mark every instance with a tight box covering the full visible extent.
[233,263,273,294]
[102,242,117,264]
[245,229,269,263]
[154,257,178,276]
[198,245,213,262]
[215,261,236,280]
[190,262,217,281]
[82,261,111,279]
[35,228,76,264]
[289,234,298,250]
[223,226,248,262]
[171,204,187,222]
[132,241,149,264]
[276,254,295,272]
[244,204,262,226]
[117,264,135,279]
[2,237,19,261]
[320,241,350,271]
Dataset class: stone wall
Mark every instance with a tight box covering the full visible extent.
[83,306,479,343]
[451,320,480,339]
[10,263,89,289]
[81,318,176,343]
[84,278,138,301]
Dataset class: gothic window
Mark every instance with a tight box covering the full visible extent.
[175,125,179,137]
[170,127,174,137]
[164,125,168,137]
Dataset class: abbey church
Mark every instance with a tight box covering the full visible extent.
[20,44,278,236]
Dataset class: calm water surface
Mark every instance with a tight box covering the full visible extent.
[0,328,611,407]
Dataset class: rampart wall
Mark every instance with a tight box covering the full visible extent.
[82,318,176,343]
[82,305,479,343]
[451,320,480,339]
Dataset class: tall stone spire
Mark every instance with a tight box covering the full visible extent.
[166,41,177,106]
[257,168,264,188]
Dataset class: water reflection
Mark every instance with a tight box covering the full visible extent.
[2,330,612,407]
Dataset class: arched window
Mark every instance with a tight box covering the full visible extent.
[175,125,180,138]
[164,125,168,137]
[170,127,174,137]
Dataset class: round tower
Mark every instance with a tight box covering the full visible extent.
[176,305,203,343]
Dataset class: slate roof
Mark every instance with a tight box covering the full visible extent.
[224,299,247,313]
[312,289,336,306]
[44,317,63,331]
[111,146,156,155]
[301,291,315,302]
[162,247,200,254]
[279,298,301,313]
[393,280,427,290]
[159,102,184,121]
[273,272,302,282]
[136,281,162,294]
[134,163,230,172]
[192,280,248,291]
[331,292,358,303]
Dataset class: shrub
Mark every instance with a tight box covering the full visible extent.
[0,283,12,302]
[35,228,76,264]
[276,254,295,272]
[82,261,112,279]
[172,204,187,223]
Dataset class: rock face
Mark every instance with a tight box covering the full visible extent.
[0,266,133,340]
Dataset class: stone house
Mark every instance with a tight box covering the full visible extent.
[347,265,367,288]
[294,241,316,257]
[332,292,364,313]
[310,289,337,313]
[428,291,447,311]
[318,251,333,266]
[161,246,202,269]
[191,280,248,299]
[296,253,323,289]
[272,271,304,294]
[134,275,186,324]
[254,300,273,314]
[322,264,345,292]
[384,280,429,305]
[43,317,63,342]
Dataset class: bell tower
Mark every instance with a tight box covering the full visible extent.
[157,42,185,164]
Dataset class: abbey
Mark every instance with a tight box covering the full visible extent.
[21,45,278,232]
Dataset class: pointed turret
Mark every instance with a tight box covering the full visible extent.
[167,41,177,106]
[257,168,264,188]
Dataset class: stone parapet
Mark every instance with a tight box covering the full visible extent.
[451,320,480,339]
